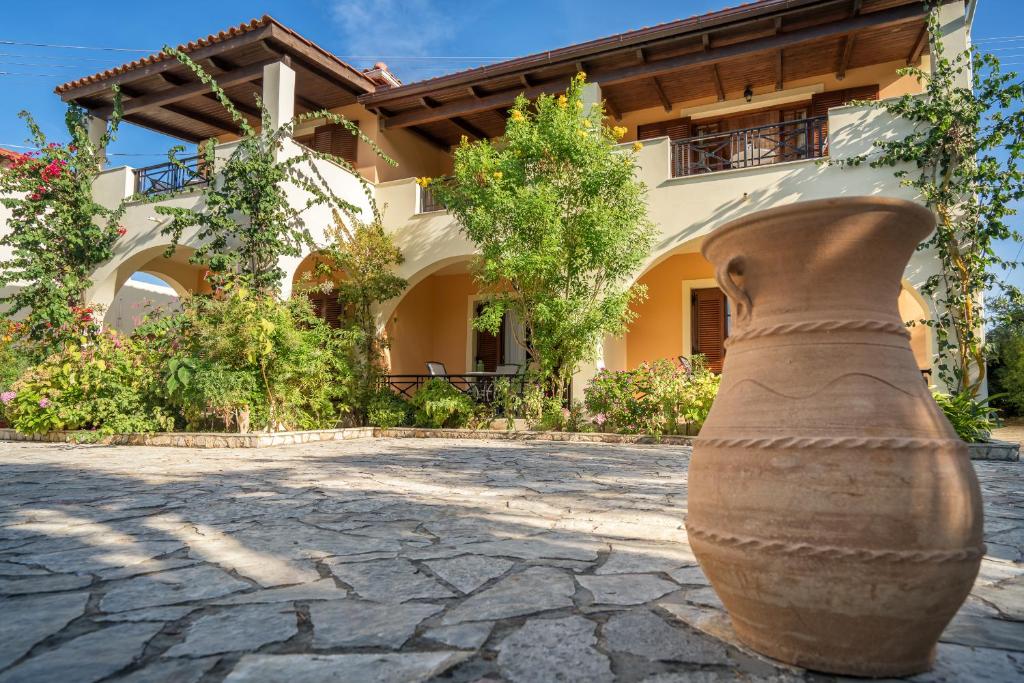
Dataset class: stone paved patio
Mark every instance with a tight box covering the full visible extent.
[0,438,1021,682]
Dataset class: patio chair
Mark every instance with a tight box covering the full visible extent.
[426,361,448,377]
[496,364,520,375]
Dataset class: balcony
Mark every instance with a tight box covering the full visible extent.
[670,115,828,178]
[134,155,210,196]
[418,184,446,214]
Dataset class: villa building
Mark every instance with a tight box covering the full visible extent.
[46,0,973,391]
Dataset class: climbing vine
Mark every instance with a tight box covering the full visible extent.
[154,47,394,294]
[0,97,125,347]
[837,6,1024,395]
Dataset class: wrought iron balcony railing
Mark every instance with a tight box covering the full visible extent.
[670,115,828,177]
[134,155,210,196]
[417,184,445,213]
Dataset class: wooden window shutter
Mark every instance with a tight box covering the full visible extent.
[811,85,880,117]
[692,287,728,373]
[312,122,359,164]
[306,293,343,329]
[473,304,505,371]
[638,117,691,141]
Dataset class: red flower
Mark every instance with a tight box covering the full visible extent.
[116,227,127,237]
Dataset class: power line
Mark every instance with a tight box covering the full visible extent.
[0,39,155,52]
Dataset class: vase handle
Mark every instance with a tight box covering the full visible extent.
[716,256,752,324]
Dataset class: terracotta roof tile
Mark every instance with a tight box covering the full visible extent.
[55,15,371,95]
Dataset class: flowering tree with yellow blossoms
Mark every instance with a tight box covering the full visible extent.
[428,74,654,397]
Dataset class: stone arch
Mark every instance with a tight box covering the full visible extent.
[91,244,209,330]
[899,278,934,374]
[381,256,478,375]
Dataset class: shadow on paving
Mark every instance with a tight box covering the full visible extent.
[0,437,1021,682]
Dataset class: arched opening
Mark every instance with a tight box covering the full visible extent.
[384,259,528,376]
[101,245,210,333]
[899,281,933,372]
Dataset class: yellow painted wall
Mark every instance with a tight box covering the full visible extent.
[386,272,475,374]
[899,287,931,370]
[626,252,714,368]
[294,103,452,184]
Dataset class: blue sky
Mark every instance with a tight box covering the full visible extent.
[0,0,1020,289]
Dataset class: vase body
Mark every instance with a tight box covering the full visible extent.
[687,197,983,677]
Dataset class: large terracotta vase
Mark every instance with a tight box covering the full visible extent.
[687,197,984,677]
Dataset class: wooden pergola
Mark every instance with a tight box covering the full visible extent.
[55,16,376,143]
[358,0,932,148]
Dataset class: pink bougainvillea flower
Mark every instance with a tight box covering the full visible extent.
[38,398,50,408]
[0,391,15,404]
[595,413,607,425]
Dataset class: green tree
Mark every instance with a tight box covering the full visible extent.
[835,6,1024,396]
[430,73,654,396]
[0,99,125,346]
[154,47,394,293]
[316,209,407,422]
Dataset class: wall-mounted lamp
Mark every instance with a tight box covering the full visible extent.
[743,85,753,103]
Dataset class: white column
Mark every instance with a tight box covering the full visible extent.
[935,0,970,88]
[262,60,296,132]
[87,115,107,169]
[580,82,602,118]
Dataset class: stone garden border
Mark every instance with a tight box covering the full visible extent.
[966,438,1020,462]
[2,427,1017,457]
[0,426,694,449]
[0,427,375,449]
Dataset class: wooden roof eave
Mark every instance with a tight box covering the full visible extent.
[375,1,926,131]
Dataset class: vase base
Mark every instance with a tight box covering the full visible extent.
[732,622,934,678]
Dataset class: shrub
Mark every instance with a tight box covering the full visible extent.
[410,378,478,428]
[933,391,999,443]
[141,282,357,432]
[367,388,413,429]
[584,357,720,436]
[4,330,171,436]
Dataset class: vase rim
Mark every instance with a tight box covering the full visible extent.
[701,196,935,261]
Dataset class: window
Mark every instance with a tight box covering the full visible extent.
[691,287,729,373]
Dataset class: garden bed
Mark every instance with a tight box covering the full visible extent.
[0,426,693,448]
[0,427,375,448]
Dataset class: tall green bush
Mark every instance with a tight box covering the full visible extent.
[430,73,654,396]
[141,281,355,432]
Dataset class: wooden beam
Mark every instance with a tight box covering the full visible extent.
[908,24,928,65]
[711,64,725,101]
[851,0,862,16]
[123,113,205,143]
[701,33,711,51]
[295,93,328,111]
[466,85,484,99]
[650,77,672,112]
[635,47,646,64]
[450,116,488,140]
[263,26,375,94]
[161,103,234,133]
[94,59,277,118]
[62,24,276,101]
[378,3,925,130]
[420,96,439,109]
[519,74,534,88]
[575,60,586,73]
[207,55,237,71]
[159,72,190,86]
[405,125,450,152]
[775,49,784,91]
[836,34,855,80]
